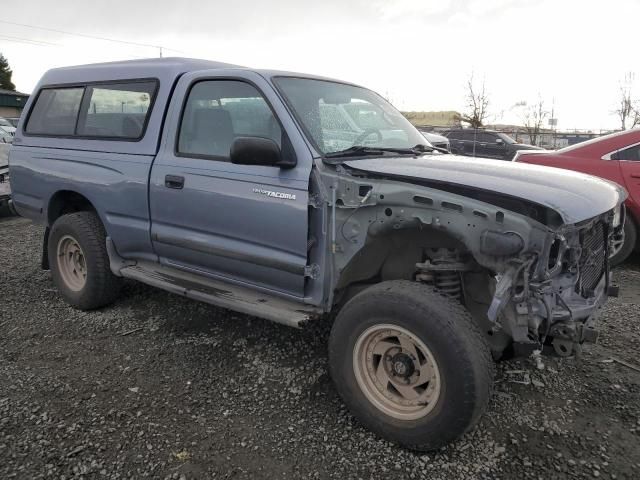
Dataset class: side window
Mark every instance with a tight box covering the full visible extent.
[178,80,281,160]
[468,131,491,142]
[26,87,84,135]
[461,131,475,141]
[445,131,461,140]
[616,144,640,161]
[77,81,157,139]
[465,131,480,141]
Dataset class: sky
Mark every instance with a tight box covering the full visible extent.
[0,0,638,131]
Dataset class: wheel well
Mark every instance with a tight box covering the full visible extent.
[48,191,96,226]
[336,227,467,291]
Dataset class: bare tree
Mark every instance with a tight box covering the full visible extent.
[461,73,489,128]
[614,72,639,130]
[521,98,549,147]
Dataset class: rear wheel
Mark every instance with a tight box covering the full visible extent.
[610,218,637,267]
[48,211,122,309]
[329,280,494,451]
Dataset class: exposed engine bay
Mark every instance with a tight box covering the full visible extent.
[315,158,624,358]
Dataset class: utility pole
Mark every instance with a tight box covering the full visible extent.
[549,97,558,149]
[159,46,163,58]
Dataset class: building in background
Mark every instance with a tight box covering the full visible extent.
[401,111,461,128]
[403,112,618,149]
[0,89,29,118]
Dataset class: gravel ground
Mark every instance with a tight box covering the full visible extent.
[1,215,639,479]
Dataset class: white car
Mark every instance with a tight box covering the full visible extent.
[0,127,13,143]
[421,131,450,152]
[0,139,10,210]
[0,117,16,136]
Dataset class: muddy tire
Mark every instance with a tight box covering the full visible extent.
[610,218,637,267]
[48,211,121,310]
[329,280,494,451]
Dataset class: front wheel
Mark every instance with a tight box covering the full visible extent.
[329,281,494,451]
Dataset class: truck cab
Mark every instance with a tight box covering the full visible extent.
[9,58,626,452]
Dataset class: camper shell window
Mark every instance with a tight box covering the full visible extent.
[25,79,158,140]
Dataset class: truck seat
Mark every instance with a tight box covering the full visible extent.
[189,108,234,157]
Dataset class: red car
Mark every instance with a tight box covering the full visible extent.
[514,129,640,265]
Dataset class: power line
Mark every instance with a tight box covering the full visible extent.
[0,20,185,56]
[0,34,60,47]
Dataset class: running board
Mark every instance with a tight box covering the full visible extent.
[119,262,322,328]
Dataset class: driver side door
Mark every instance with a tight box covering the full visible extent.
[481,133,507,159]
[148,71,313,299]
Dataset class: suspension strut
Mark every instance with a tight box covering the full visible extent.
[415,249,471,301]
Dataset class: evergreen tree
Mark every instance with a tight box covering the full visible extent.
[0,54,16,91]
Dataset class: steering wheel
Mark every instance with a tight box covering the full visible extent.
[353,128,383,145]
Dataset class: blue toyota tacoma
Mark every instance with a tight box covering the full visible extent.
[9,58,626,451]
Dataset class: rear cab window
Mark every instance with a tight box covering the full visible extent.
[25,80,158,140]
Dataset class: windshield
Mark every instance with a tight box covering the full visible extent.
[274,77,426,155]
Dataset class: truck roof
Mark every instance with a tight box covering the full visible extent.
[38,57,354,88]
[39,57,244,86]
[20,57,359,157]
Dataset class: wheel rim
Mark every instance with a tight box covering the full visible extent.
[610,228,625,259]
[56,235,87,291]
[353,324,441,420]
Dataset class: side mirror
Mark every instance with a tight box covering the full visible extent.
[495,138,504,145]
[230,137,283,167]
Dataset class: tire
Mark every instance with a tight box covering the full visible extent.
[48,211,122,310]
[329,280,494,451]
[610,217,637,267]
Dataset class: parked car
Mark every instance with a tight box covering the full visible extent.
[420,130,450,151]
[442,128,542,160]
[9,58,625,451]
[0,117,16,136]
[0,127,12,144]
[0,141,10,211]
[6,117,20,128]
[515,129,640,265]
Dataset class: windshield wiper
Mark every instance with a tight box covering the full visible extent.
[325,145,423,159]
[323,144,450,161]
[413,143,450,154]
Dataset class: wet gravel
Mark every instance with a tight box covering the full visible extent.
[1,215,639,479]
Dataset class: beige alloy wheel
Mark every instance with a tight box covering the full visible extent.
[353,324,441,421]
[56,234,87,292]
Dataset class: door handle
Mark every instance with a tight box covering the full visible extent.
[165,175,184,189]
[631,173,640,179]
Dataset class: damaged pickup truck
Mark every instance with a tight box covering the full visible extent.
[9,58,626,451]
